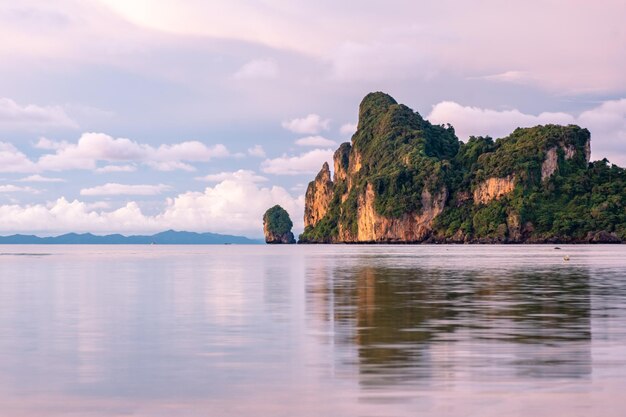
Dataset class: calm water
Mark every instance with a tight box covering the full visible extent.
[0,245,625,416]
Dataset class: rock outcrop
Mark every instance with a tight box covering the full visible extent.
[541,140,591,181]
[300,92,459,243]
[298,92,624,244]
[304,162,334,229]
[473,177,515,205]
[263,205,296,244]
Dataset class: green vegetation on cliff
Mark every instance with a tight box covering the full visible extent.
[354,93,458,218]
[300,92,626,243]
[263,205,296,244]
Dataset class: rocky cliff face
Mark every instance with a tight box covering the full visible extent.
[263,223,295,244]
[473,177,515,205]
[300,92,458,243]
[299,92,623,244]
[304,162,334,229]
[351,184,447,242]
[541,140,591,181]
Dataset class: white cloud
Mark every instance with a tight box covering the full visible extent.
[0,142,38,173]
[295,135,337,147]
[578,99,626,165]
[261,148,334,175]
[85,201,112,211]
[247,145,266,158]
[144,161,196,172]
[95,164,137,173]
[158,180,303,235]
[0,185,39,193]
[34,137,71,150]
[0,198,157,235]
[37,132,230,172]
[428,101,575,140]
[0,98,77,131]
[233,58,279,80]
[80,183,172,196]
[340,122,357,136]
[18,174,66,183]
[0,133,230,174]
[427,98,626,165]
[196,170,268,183]
[0,178,304,237]
[152,141,230,162]
[282,114,330,134]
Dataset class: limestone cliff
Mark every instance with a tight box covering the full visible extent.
[473,177,515,205]
[304,162,334,229]
[298,92,624,244]
[300,92,458,243]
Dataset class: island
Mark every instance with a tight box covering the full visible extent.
[299,92,626,244]
[263,205,296,244]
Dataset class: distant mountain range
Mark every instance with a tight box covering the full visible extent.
[0,230,263,244]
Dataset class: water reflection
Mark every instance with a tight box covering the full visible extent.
[307,260,591,388]
[1,246,625,416]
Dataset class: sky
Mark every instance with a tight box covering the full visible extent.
[0,0,624,238]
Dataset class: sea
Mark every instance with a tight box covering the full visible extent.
[0,244,625,416]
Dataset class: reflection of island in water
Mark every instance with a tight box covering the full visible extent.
[306,261,591,388]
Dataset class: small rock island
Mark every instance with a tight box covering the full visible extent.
[263,205,296,244]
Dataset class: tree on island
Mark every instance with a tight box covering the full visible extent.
[263,205,296,244]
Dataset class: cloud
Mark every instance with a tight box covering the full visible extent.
[0,133,230,174]
[95,164,137,173]
[80,183,172,196]
[157,180,304,235]
[428,101,575,141]
[330,39,427,82]
[0,185,39,193]
[36,132,230,172]
[477,70,531,83]
[85,201,112,211]
[0,198,157,235]
[294,135,337,147]
[340,122,357,136]
[247,144,266,158]
[0,142,38,173]
[0,178,304,237]
[427,98,626,165]
[261,148,334,175]
[18,174,66,183]
[196,169,268,183]
[34,137,71,150]
[577,99,626,165]
[0,97,78,131]
[144,161,196,172]
[282,114,330,134]
[233,58,279,80]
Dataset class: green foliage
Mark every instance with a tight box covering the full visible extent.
[349,93,459,218]
[521,159,626,239]
[340,187,360,236]
[263,205,293,235]
[476,125,590,184]
[472,200,508,238]
[301,92,626,243]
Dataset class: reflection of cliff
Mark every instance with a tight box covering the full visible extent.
[336,268,454,370]
[306,262,592,387]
